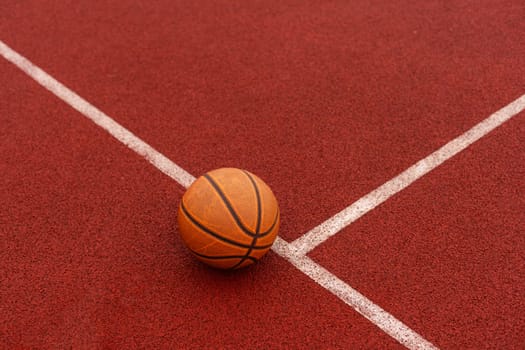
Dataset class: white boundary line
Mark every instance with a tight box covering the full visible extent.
[290,95,525,255]
[0,41,196,190]
[14,37,525,349]
[272,238,438,349]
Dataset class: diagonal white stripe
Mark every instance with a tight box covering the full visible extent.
[289,95,525,255]
[272,237,439,349]
[14,38,521,349]
[0,40,196,189]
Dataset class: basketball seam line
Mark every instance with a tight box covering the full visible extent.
[203,173,259,237]
[230,171,263,269]
[189,248,258,262]
[204,173,278,238]
[180,200,273,250]
[262,209,280,237]
[248,171,263,234]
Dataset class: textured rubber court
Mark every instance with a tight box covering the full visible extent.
[1,1,524,349]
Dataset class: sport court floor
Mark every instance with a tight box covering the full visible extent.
[1,1,524,349]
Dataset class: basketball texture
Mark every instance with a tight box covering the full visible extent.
[178,168,280,269]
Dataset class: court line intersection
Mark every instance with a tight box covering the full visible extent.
[290,94,525,255]
[4,39,523,349]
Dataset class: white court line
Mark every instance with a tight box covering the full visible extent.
[0,40,195,189]
[272,237,438,350]
[0,39,439,349]
[290,95,525,255]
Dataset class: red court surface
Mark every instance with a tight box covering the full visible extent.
[1,0,525,349]
[0,61,402,348]
[1,0,524,240]
[311,114,525,349]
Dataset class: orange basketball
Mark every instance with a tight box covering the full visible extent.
[177,168,280,269]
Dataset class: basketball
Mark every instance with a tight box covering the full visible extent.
[177,168,280,269]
